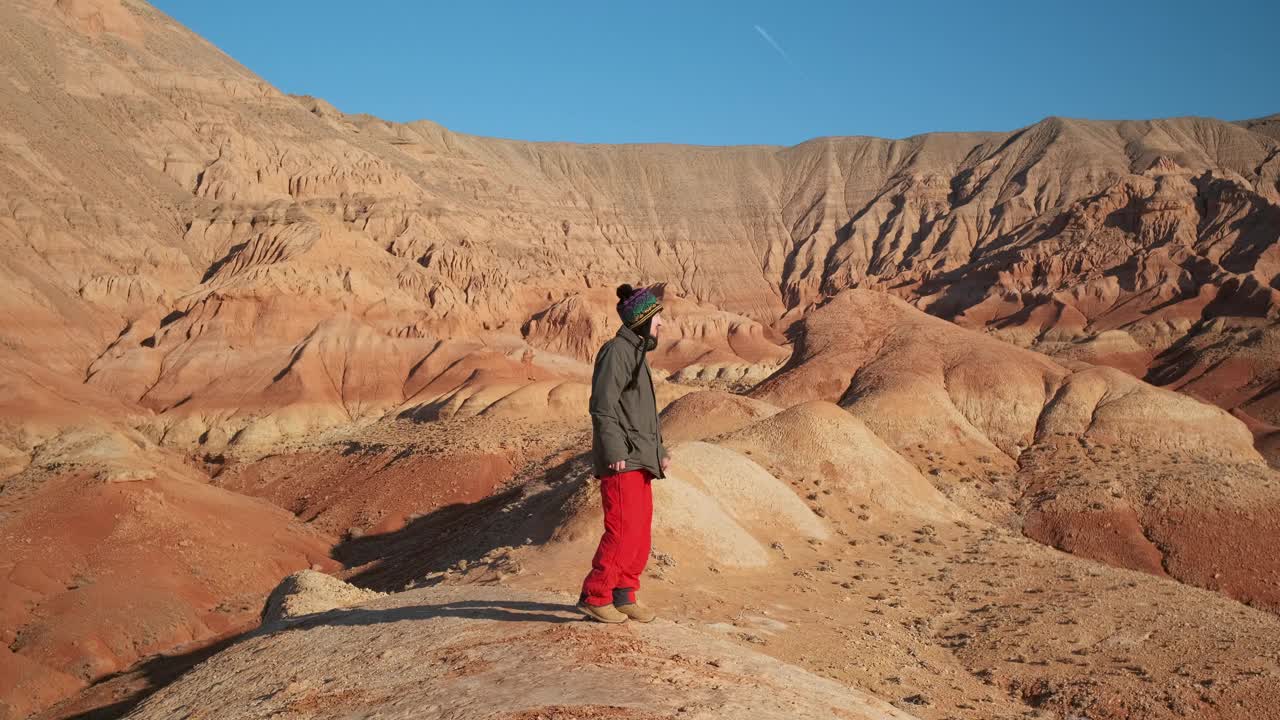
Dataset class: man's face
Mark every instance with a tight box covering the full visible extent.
[650,311,663,339]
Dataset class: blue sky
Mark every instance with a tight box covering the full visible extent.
[152,0,1278,146]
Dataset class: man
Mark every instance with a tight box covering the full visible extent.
[577,283,671,624]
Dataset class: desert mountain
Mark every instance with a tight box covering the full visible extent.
[2,0,1280,718]
[1238,113,1280,142]
[752,290,1279,609]
[2,0,1278,455]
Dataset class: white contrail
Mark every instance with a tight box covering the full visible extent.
[753,24,792,64]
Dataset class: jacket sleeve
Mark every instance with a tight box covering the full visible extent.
[590,342,631,464]
[651,363,669,465]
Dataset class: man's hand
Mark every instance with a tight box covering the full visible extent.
[609,460,627,473]
[660,455,671,472]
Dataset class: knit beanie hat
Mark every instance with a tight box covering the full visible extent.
[615,284,663,329]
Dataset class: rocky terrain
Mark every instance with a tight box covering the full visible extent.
[2,0,1279,718]
[751,291,1279,610]
[127,579,919,720]
[118,360,1280,719]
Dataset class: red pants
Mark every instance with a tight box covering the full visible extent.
[580,469,653,606]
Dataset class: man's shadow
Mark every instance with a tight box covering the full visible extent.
[277,599,584,632]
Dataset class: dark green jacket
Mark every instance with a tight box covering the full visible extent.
[589,325,669,478]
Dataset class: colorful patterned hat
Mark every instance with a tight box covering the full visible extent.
[616,284,663,329]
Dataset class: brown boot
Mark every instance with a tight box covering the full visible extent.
[576,601,628,624]
[614,602,656,623]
